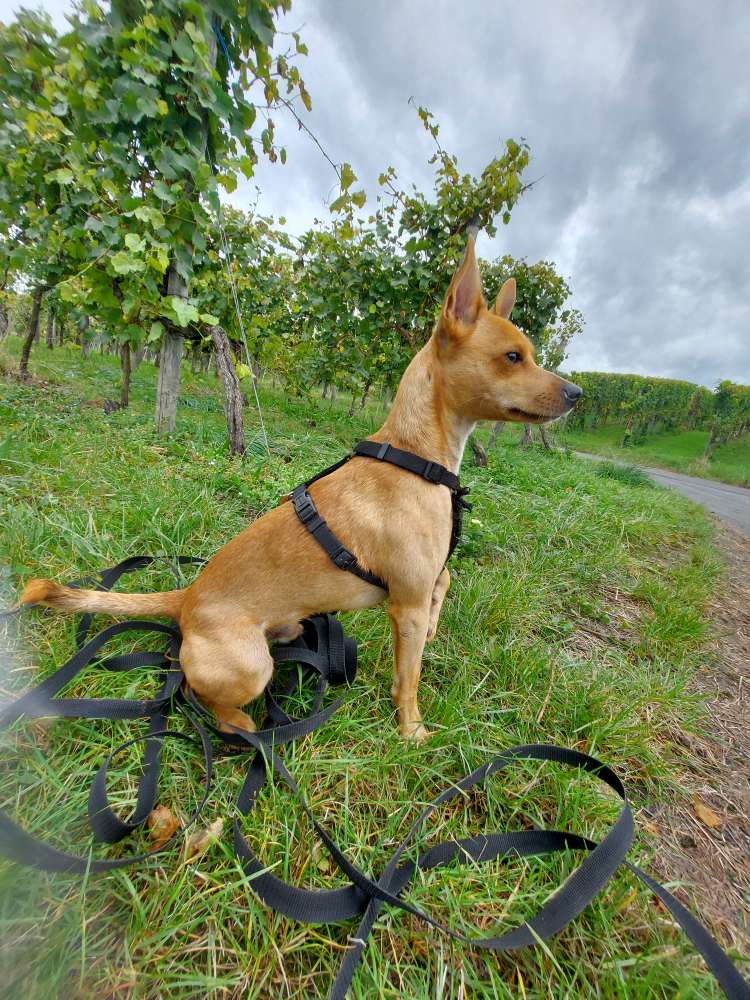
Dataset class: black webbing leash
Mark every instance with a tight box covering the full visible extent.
[1,557,747,998]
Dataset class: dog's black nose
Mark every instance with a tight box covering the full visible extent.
[563,382,583,403]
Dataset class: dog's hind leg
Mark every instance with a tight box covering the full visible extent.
[265,621,304,644]
[179,619,274,733]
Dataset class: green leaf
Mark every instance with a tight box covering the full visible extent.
[124,233,146,252]
[134,205,165,229]
[203,0,236,18]
[329,194,348,213]
[173,31,194,64]
[199,312,220,325]
[110,250,141,275]
[151,245,170,273]
[147,321,165,344]
[134,95,159,121]
[166,296,200,327]
[247,3,274,46]
[217,173,237,193]
[235,362,253,381]
[184,21,204,46]
[152,180,176,203]
[339,162,356,191]
[45,167,74,185]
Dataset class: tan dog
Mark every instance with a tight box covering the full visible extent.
[20,235,581,741]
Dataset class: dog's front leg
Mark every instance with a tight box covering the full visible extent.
[426,568,450,643]
[388,600,431,742]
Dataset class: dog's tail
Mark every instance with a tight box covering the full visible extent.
[18,578,184,620]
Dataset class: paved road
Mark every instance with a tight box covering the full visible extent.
[575,452,750,535]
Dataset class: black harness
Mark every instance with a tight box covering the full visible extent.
[291,440,472,590]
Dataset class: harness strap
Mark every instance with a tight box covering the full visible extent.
[291,440,472,590]
[353,439,461,490]
[448,484,472,559]
[291,485,386,590]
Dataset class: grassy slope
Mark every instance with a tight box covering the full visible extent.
[0,340,743,999]
[553,422,750,487]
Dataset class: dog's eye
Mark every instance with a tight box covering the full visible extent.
[506,351,522,364]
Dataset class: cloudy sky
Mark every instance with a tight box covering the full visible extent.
[36,0,750,386]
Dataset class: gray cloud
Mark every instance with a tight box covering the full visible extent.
[35,0,750,386]
[248,0,750,387]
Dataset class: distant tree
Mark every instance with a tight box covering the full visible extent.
[704,381,750,458]
[568,372,718,445]
[294,106,531,403]
[0,11,87,377]
[0,0,310,434]
[190,205,297,452]
[63,0,311,432]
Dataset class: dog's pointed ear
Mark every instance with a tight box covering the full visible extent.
[493,278,516,319]
[440,233,485,340]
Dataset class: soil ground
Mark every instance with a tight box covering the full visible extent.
[651,521,750,951]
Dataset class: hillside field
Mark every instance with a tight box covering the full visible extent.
[557,423,750,487]
[0,339,745,999]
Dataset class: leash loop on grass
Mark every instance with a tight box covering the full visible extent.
[0,557,747,999]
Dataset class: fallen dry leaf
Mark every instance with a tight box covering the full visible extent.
[692,794,722,829]
[147,805,179,849]
[185,818,224,860]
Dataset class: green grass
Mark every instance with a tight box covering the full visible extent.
[553,422,750,487]
[594,461,655,489]
[0,338,744,998]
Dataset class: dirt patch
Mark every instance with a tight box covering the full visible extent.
[565,586,648,656]
[649,520,750,949]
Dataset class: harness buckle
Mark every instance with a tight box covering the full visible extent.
[293,489,318,525]
[423,461,442,484]
[331,546,356,571]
